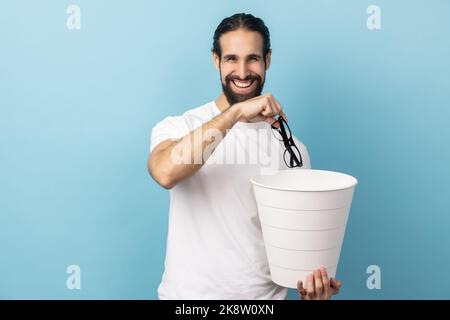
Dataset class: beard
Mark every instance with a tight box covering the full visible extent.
[221,71,265,105]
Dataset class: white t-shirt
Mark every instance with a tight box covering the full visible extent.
[150,101,311,300]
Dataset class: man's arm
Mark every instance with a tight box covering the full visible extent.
[148,105,240,189]
[147,93,285,189]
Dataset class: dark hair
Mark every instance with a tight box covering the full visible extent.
[212,13,271,62]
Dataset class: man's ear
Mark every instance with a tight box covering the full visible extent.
[212,52,220,71]
[265,49,272,71]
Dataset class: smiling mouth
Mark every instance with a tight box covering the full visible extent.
[231,79,255,89]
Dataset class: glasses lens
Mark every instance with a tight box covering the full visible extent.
[283,145,303,168]
[272,117,292,141]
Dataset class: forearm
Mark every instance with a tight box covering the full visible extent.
[153,105,240,188]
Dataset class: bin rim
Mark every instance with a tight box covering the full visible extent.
[250,169,358,192]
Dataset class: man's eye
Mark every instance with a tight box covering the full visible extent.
[226,57,236,62]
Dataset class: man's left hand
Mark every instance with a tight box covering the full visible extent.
[297,267,342,300]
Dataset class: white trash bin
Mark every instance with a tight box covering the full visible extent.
[251,169,358,288]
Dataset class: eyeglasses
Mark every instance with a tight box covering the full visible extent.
[271,115,303,168]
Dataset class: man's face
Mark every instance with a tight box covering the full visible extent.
[214,29,271,105]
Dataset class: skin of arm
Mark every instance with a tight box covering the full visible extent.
[148,105,241,189]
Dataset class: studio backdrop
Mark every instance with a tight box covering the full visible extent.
[1,0,449,299]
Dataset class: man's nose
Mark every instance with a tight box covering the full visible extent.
[237,61,250,79]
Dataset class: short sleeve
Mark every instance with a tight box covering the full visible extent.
[150,116,191,153]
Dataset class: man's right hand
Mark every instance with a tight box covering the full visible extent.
[148,93,288,189]
[232,93,287,127]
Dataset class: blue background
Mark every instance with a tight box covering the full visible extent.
[1,0,449,299]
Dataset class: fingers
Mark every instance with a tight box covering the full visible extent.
[271,95,282,116]
[314,269,323,297]
[257,115,278,127]
[242,93,285,123]
[267,117,279,128]
[249,114,268,123]
[260,101,277,117]
[299,269,341,300]
[331,278,342,289]
[330,278,342,294]
[306,273,315,300]
[297,280,307,299]
[320,267,331,297]
[252,113,279,129]
[279,110,288,123]
[260,93,283,120]
[300,269,341,300]
[273,96,287,122]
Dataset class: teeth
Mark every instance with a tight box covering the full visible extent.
[233,80,253,88]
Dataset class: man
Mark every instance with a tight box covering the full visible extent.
[148,13,341,300]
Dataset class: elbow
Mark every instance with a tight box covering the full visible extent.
[155,174,176,190]
[147,156,176,190]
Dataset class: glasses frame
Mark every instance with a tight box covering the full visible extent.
[271,115,303,168]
